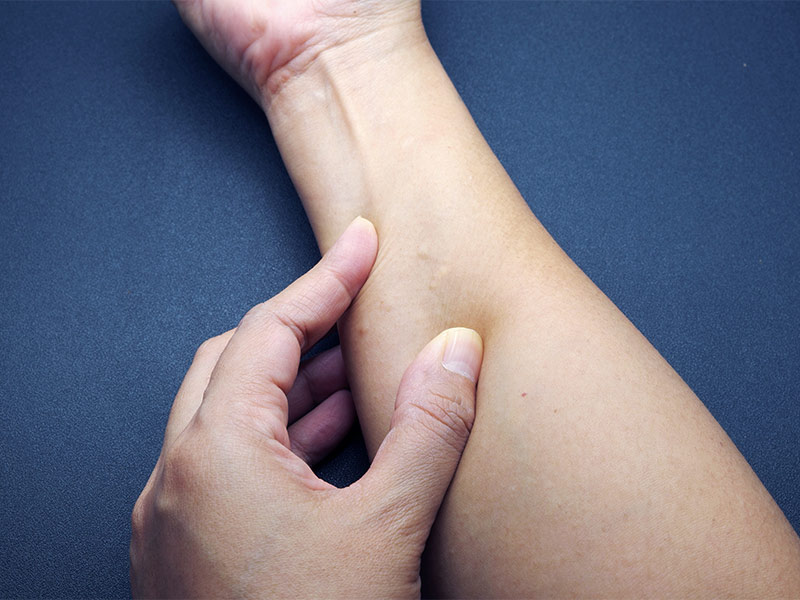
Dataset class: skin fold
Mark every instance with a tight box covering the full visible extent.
[174,1,800,597]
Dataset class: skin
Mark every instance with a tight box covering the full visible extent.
[130,218,484,598]
[174,1,800,597]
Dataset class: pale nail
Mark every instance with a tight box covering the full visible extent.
[441,327,483,382]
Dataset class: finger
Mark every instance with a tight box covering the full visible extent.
[163,329,235,449]
[200,217,377,439]
[287,346,348,424]
[358,328,483,537]
[288,390,356,465]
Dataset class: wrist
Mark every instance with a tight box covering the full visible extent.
[261,19,443,249]
[260,19,429,113]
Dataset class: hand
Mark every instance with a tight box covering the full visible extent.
[174,0,423,103]
[129,217,484,598]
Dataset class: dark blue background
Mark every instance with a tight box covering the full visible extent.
[1,2,798,597]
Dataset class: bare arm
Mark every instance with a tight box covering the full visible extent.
[177,1,800,596]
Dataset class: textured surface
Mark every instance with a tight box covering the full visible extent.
[1,2,798,597]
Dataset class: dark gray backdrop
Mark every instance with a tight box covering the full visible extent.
[2,2,798,597]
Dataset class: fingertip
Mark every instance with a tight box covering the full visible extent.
[440,327,483,383]
[420,327,484,384]
[352,215,377,238]
[321,216,379,296]
[357,328,482,532]
[330,216,377,253]
[345,215,378,262]
[391,327,482,425]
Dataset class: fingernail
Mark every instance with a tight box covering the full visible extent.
[326,216,376,255]
[348,215,375,236]
[441,328,483,382]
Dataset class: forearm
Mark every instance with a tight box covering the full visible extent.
[264,26,800,597]
[267,28,543,442]
[265,26,533,250]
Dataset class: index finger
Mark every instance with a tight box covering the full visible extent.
[199,217,378,435]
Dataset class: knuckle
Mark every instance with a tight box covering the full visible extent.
[272,306,310,350]
[241,300,272,323]
[321,262,356,302]
[227,395,288,443]
[238,302,279,339]
[150,424,231,521]
[212,378,291,446]
[257,267,353,343]
[403,389,474,453]
[193,333,227,361]
[159,432,208,496]
[362,491,429,554]
[130,493,149,541]
[242,301,308,349]
[130,486,156,570]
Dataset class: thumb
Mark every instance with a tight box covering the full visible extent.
[360,327,483,536]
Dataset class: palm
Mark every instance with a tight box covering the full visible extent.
[176,0,417,100]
